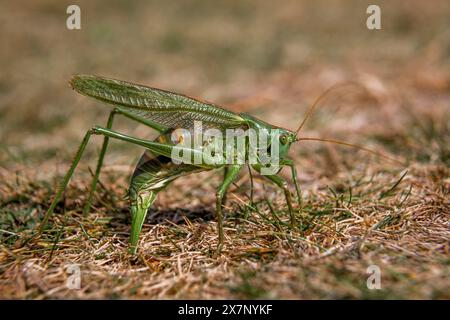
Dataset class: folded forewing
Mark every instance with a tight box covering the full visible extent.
[70,75,245,131]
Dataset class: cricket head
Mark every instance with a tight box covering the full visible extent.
[241,82,401,170]
[276,128,297,158]
[240,113,297,159]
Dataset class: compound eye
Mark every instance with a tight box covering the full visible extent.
[280,134,287,145]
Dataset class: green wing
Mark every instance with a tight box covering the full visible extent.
[70,75,245,131]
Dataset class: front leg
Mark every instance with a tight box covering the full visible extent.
[215,165,242,253]
[262,174,296,227]
[281,158,302,207]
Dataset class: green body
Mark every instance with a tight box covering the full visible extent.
[39,75,301,254]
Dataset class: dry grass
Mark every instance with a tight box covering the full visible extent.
[0,0,449,299]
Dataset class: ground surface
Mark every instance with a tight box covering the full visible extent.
[0,0,449,299]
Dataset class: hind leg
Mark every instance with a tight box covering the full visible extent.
[84,108,169,216]
[40,126,171,234]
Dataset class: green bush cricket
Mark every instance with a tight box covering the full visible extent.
[38,75,399,255]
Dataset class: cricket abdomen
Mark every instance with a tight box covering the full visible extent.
[127,136,208,254]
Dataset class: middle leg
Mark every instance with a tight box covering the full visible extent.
[215,165,242,253]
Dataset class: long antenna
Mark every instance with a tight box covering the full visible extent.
[295,81,365,135]
[297,137,404,165]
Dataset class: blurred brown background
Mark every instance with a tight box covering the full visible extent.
[1,0,449,170]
